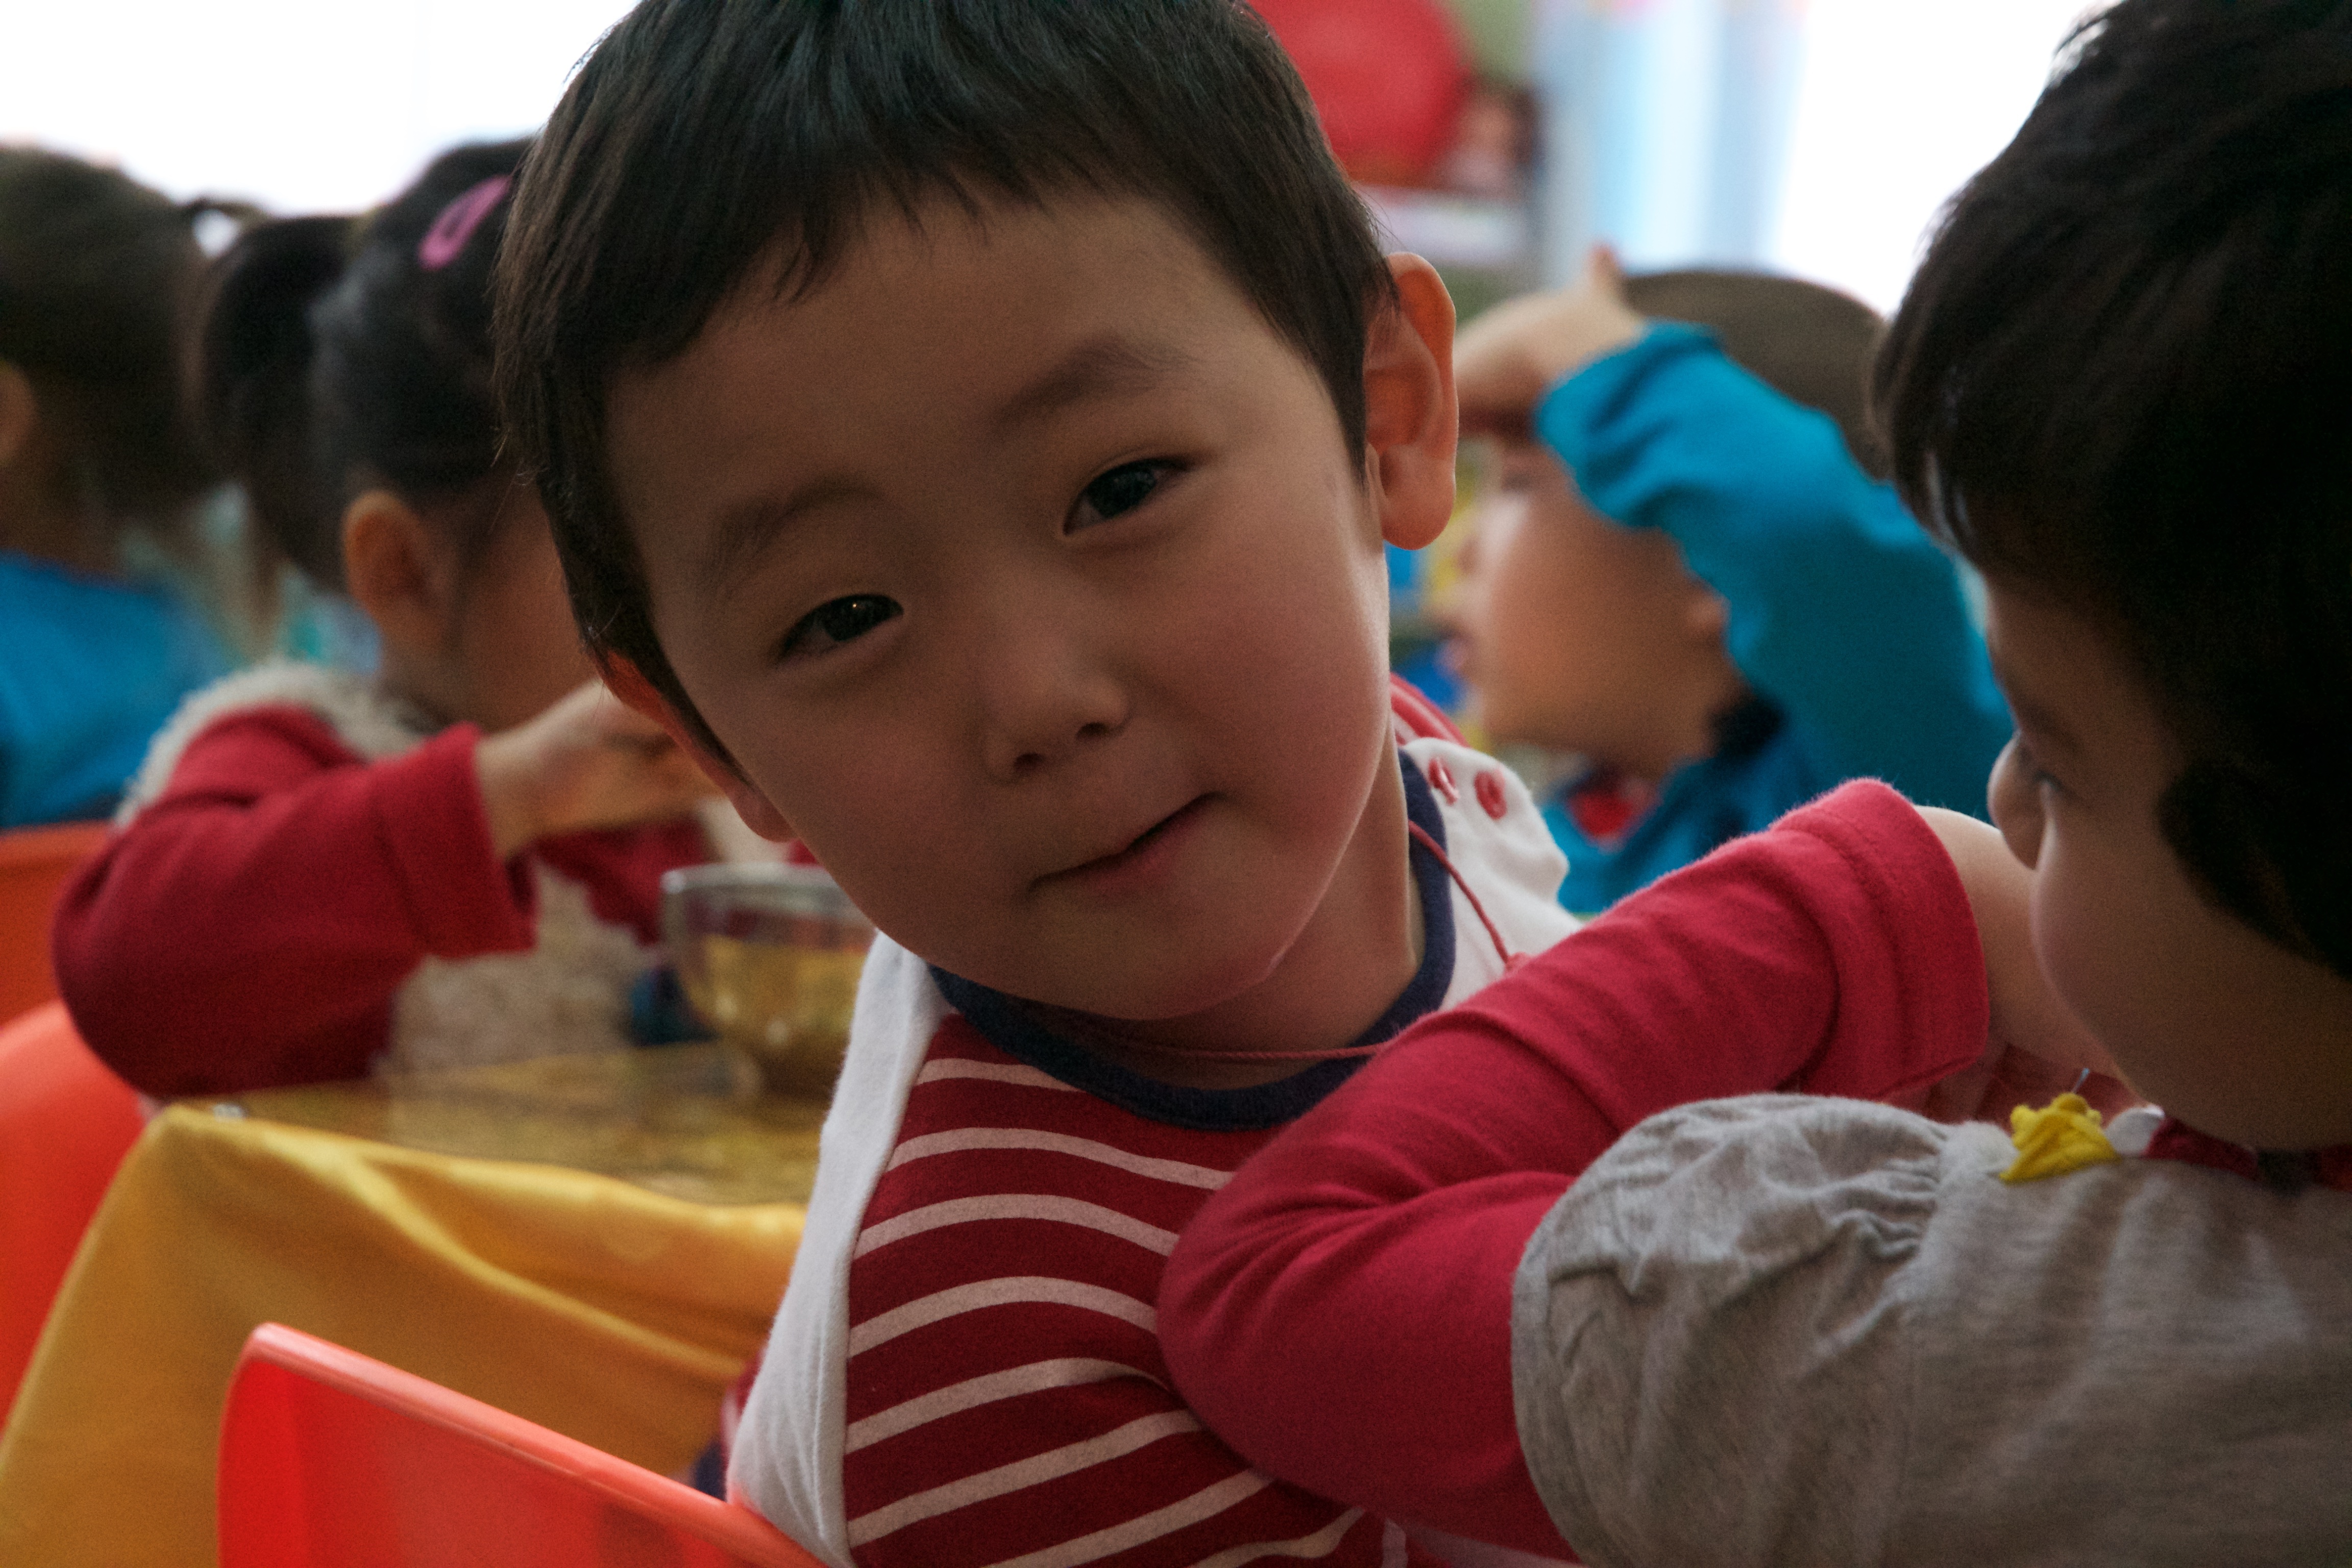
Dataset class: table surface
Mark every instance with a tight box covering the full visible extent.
[0,1044,819,1566]
[195,1043,828,1206]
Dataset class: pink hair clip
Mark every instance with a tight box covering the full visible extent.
[418,175,512,271]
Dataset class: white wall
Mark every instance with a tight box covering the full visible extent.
[6,0,2091,311]
[0,0,631,214]
[1770,0,2101,312]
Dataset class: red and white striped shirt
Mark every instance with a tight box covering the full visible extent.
[839,1016,1426,1565]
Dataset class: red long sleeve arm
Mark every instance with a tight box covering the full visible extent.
[1157,781,1989,1556]
[52,708,533,1095]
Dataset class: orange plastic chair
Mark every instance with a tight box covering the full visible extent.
[0,819,110,1023]
[0,1000,145,1417]
[219,1323,827,1568]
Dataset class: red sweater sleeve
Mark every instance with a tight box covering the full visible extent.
[1157,780,1988,1556]
[52,707,533,1095]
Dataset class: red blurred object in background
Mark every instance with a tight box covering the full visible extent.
[1254,0,1476,187]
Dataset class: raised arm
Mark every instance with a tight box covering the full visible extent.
[1536,327,2011,815]
[1158,780,1989,1553]
[53,708,534,1094]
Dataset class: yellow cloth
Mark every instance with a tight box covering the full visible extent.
[0,1106,801,1567]
[2000,1091,2121,1184]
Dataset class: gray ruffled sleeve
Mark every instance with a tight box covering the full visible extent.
[1510,1095,1951,1567]
[1512,1094,2352,1567]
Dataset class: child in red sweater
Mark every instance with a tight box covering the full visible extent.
[1160,3,2352,1560]
[54,141,724,1096]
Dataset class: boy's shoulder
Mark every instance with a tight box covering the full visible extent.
[1396,730,1577,969]
[1386,673,1574,964]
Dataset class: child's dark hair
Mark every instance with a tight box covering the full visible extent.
[495,0,1394,765]
[0,148,218,533]
[197,138,527,591]
[1627,270,1886,478]
[1876,0,2352,977]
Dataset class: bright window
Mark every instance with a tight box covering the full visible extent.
[1771,0,2099,310]
[0,1,631,213]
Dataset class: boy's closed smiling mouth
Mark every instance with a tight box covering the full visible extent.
[1045,795,1215,896]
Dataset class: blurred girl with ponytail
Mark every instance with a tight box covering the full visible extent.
[0,149,235,827]
[55,140,744,1095]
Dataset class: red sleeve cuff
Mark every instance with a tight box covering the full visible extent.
[370,725,536,957]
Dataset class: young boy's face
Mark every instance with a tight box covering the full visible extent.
[1447,439,1739,779]
[1984,584,2352,1147]
[603,195,1452,1042]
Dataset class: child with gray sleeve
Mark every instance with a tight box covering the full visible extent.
[1158,3,2352,1561]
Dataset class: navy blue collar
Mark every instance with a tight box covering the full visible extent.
[929,752,1456,1131]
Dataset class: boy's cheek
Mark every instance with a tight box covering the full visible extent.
[709,771,797,843]
[1986,740,2045,870]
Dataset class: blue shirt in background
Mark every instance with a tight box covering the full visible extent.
[0,551,231,828]
[1534,324,2012,914]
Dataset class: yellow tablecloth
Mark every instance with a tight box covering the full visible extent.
[0,1102,803,1566]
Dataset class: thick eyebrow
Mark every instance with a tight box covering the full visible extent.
[990,335,1197,436]
[690,336,1195,601]
[697,476,876,604]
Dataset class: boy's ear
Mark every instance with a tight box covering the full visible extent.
[1364,255,1459,552]
[598,654,799,843]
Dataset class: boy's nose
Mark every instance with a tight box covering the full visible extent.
[971,606,1131,781]
[978,670,1130,781]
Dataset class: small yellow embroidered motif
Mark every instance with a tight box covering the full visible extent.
[2000,1092,2120,1184]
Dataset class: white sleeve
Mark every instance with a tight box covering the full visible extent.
[729,937,945,1567]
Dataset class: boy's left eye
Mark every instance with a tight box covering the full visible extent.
[776,594,902,661]
[1070,459,1181,531]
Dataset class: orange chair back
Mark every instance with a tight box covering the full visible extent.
[0,1000,144,1417]
[219,1323,826,1568]
[0,820,110,1022]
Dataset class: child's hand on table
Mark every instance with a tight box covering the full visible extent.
[1914,805,2139,1124]
[476,678,719,856]
[1454,244,1648,438]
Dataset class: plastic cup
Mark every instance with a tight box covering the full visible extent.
[660,864,874,1097]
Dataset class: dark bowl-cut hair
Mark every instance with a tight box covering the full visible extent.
[495,0,1396,767]
[1876,0,2352,979]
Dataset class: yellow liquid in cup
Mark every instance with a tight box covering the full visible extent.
[685,936,867,1097]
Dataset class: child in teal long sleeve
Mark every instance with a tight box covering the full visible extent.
[0,149,232,827]
[1448,253,2010,912]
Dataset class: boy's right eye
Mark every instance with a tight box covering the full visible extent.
[777,594,901,661]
